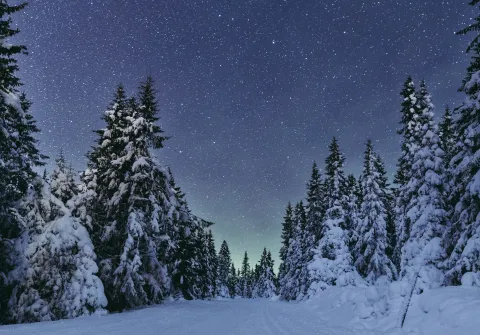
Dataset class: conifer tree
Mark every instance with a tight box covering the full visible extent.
[308,138,360,294]
[393,77,422,269]
[442,2,480,284]
[345,174,360,258]
[305,162,325,242]
[50,151,78,206]
[240,251,252,298]
[399,81,446,290]
[227,263,237,298]
[279,202,308,300]
[278,202,293,284]
[355,140,396,283]
[252,248,277,298]
[0,2,46,322]
[9,178,106,323]
[83,80,182,311]
[217,240,232,297]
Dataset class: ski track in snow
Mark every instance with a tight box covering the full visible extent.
[0,299,358,335]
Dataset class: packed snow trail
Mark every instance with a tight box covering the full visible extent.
[2,286,480,335]
[0,299,358,335]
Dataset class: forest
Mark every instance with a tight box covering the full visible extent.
[1,0,480,329]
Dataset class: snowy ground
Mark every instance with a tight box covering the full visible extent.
[2,286,480,335]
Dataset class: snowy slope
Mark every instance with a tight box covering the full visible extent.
[2,287,480,335]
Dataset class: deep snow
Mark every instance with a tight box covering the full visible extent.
[2,286,479,335]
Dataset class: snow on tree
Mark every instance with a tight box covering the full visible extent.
[50,151,78,207]
[393,77,422,270]
[83,80,185,311]
[305,162,325,244]
[308,138,361,294]
[345,174,361,259]
[0,1,47,323]
[442,4,480,284]
[239,252,252,298]
[278,202,293,287]
[217,240,232,297]
[227,263,237,298]
[279,202,309,300]
[9,178,106,323]
[399,81,446,291]
[252,248,277,298]
[198,230,217,299]
[354,140,397,283]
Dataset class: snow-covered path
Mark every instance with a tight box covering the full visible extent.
[3,286,480,335]
[1,299,358,335]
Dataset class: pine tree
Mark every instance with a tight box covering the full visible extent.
[355,140,397,283]
[305,162,325,242]
[217,240,232,297]
[240,251,252,298]
[442,2,480,284]
[252,248,277,298]
[0,2,47,323]
[393,77,422,270]
[200,230,217,298]
[278,202,293,285]
[84,81,180,311]
[50,151,78,206]
[308,138,360,294]
[279,202,308,300]
[227,263,237,298]
[399,81,446,290]
[9,178,106,323]
[345,174,360,259]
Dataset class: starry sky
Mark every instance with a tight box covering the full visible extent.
[11,0,476,267]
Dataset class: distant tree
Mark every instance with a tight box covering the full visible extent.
[217,240,232,297]
[278,202,293,285]
[50,150,78,206]
[252,248,277,298]
[240,251,252,298]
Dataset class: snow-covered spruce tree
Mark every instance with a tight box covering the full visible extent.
[308,138,361,294]
[9,177,106,323]
[279,202,308,300]
[374,153,397,266]
[227,263,237,298]
[84,79,180,311]
[278,202,293,287]
[0,1,48,323]
[345,174,361,260]
[393,77,421,270]
[217,240,232,297]
[442,3,480,284]
[239,251,252,298]
[400,81,446,291]
[50,151,78,207]
[354,140,396,283]
[198,230,217,299]
[305,162,325,243]
[252,248,277,298]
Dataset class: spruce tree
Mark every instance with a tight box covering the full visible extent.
[345,174,360,259]
[50,151,78,206]
[305,162,325,242]
[355,140,397,283]
[227,263,237,298]
[400,81,446,290]
[308,138,360,294]
[9,178,106,323]
[240,251,252,298]
[252,248,277,298]
[0,2,47,322]
[278,202,293,285]
[442,2,480,284]
[84,81,180,311]
[217,240,232,297]
[393,77,422,270]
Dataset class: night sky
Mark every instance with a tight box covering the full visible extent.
[12,1,475,267]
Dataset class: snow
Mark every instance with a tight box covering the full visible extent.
[2,286,480,334]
